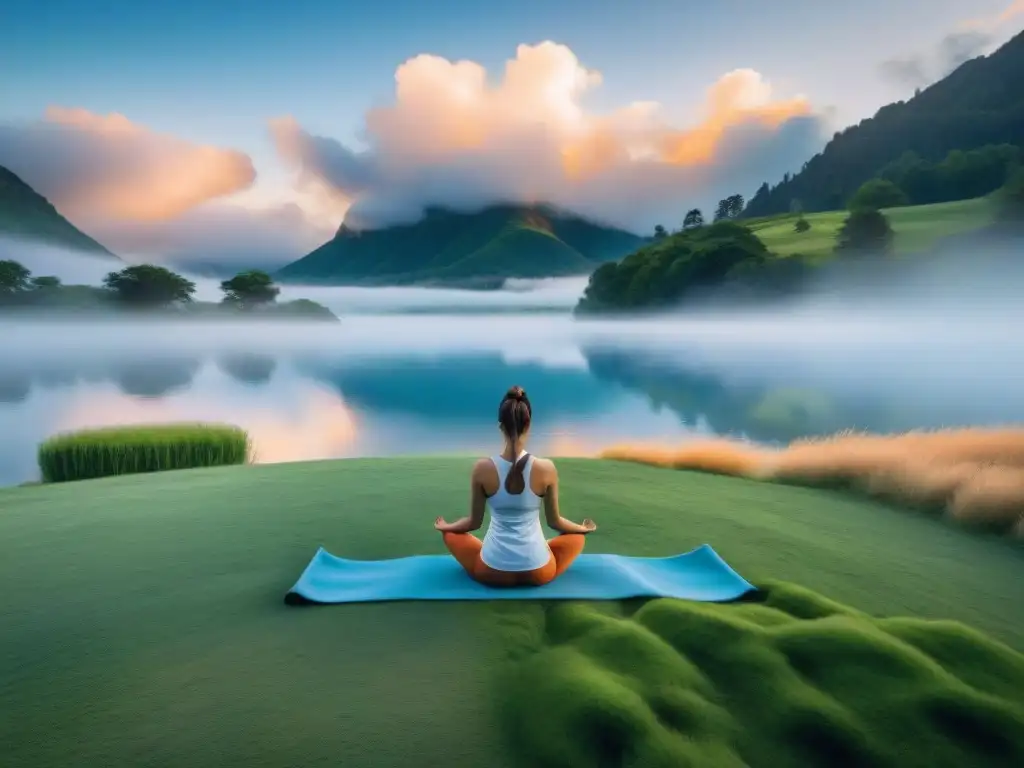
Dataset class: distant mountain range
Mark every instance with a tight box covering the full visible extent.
[0,165,116,257]
[275,204,648,286]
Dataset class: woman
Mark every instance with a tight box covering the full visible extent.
[434,385,597,586]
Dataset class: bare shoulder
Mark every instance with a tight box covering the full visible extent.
[531,457,558,480]
[472,457,496,478]
[474,457,500,496]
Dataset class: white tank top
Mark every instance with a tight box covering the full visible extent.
[479,453,552,572]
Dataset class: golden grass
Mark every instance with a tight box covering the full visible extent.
[602,428,1024,537]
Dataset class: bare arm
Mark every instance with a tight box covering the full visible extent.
[435,459,489,533]
[540,460,596,534]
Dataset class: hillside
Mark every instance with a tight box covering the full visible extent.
[744,29,1024,216]
[2,458,1023,767]
[275,203,646,286]
[750,197,994,259]
[0,165,116,257]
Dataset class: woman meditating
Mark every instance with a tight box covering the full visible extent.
[434,386,597,586]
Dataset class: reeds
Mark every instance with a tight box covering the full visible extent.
[602,428,1024,537]
[37,422,251,483]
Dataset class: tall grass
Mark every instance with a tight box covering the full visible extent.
[37,423,251,483]
[602,428,1024,538]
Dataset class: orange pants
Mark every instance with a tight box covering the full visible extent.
[442,531,586,586]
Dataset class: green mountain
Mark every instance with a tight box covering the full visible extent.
[744,29,1024,216]
[0,165,116,257]
[275,203,646,286]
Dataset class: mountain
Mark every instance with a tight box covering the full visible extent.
[0,165,117,257]
[275,203,647,286]
[744,29,1024,217]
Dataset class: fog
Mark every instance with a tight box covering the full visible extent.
[2,232,1024,486]
[0,235,587,313]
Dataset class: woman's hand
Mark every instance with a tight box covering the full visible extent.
[581,518,597,533]
[434,516,449,532]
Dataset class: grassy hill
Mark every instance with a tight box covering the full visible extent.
[749,196,995,260]
[275,203,646,286]
[744,29,1024,216]
[0,165,116,257]
[2,458,1023,766]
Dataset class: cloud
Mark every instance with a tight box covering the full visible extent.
[879,1,1021,90]
[877,57,931,89]
[939,29,995,70]
[878,29,994,89]
[0,107,256,222]
[997,0,1024,22]
[0,108,334,268]
[83,201,333,271]
[270,42,825,232]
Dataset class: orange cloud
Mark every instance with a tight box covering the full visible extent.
[271,42,823,231]
[998,0,1024,22]
[0,107,256,223]
[661,69,812,165]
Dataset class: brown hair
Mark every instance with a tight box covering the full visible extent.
[499,385,532,494]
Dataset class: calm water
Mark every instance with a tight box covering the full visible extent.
[2,299,1023,487]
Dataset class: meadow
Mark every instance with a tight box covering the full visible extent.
[747,197,994,260]
[2,457,1022,766]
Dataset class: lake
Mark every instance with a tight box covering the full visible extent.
[3,283,1023,487]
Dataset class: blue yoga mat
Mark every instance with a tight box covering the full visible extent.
[285,544,756,604]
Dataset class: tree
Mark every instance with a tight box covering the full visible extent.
[30,275,62,291]
[713,195,744,221]
[103,264,196,308]
[847,178,909,210]
[683,209,704,229]
[653,225,667,240]
[0,260,31,295]
[835,208,894,256]
[220,270,280,310]
[727,193,745,218]
[794,218,811,233]
[995,167,1024,230]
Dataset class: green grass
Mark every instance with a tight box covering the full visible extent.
[499,587,1024,767]
[748,197,994,260]
[1,458,1022,767]
[37,423,250,483]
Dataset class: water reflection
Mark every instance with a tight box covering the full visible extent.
[2,312,1023,487]
[216,353,278,386]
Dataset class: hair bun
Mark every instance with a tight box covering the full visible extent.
[506,385,526,402]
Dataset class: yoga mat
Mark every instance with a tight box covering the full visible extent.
[284,544,756,604]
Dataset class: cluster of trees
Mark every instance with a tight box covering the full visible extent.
[837,144,1022,213]
[0,261,336,319]
[741,29,1024,217]
[651,194,745,240]
[577,153,1024,316]
[877,144,1021,207]
[837,161,1024,255]
[577,221,809,314]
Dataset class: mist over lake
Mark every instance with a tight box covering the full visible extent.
[3,271,1023,487]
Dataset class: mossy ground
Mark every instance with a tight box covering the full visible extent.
[1,458,1022,767]
[495,583,1024,767]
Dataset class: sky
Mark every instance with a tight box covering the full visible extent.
[2,0,1022,268]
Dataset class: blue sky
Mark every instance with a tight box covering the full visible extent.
[2,0,1021,261]
[7,0,1013,165]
